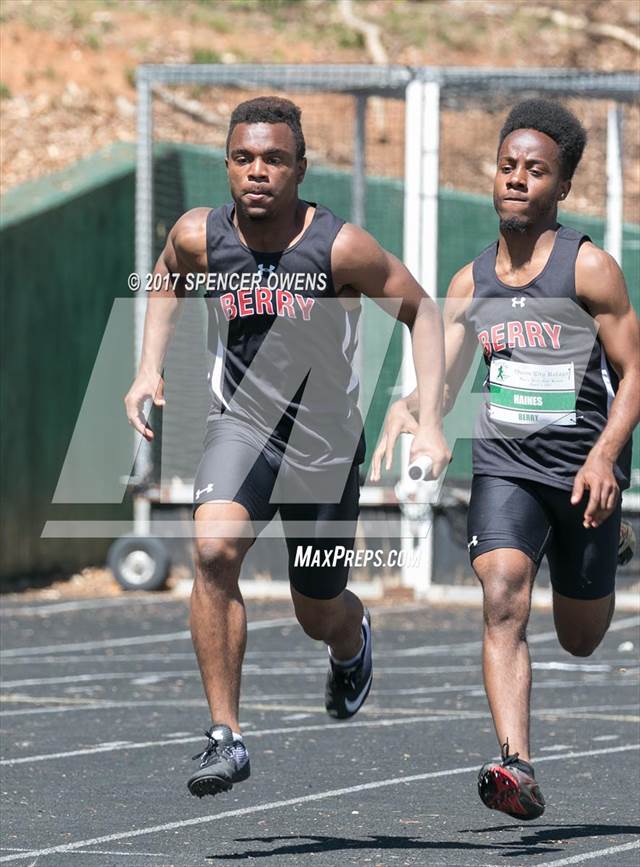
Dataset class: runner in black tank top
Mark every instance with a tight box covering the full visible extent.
[202,200,365,472]
[469,225,631,491]
[373,100,639,821]
[124,96,450,799]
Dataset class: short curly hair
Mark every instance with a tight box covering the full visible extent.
[226,96,306,160]
[498,99,587,180]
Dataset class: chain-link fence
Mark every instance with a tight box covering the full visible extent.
[131,64,638,595]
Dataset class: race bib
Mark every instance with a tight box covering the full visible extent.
[488,358,576,426]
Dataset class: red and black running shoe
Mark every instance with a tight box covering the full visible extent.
[477,740,545,820]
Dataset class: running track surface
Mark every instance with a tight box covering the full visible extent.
[1,596,638,867]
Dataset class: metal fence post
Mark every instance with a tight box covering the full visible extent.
[400,79,440,596]
[352,93,367,228]
[134,69,154,500]
[605,103,624,265]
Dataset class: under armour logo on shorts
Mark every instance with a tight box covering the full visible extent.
[511,297,526,308]
[195,483,215,500]
[467,535,479,550]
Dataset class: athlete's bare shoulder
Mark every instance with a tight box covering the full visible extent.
[447,262,474,298]
[575,240,629,314]
[332,222,386,270]
[330,222,391,296]
[444,262,474,324]
[576,239,619,273]
[170,207,210,261]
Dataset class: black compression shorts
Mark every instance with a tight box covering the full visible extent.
[467,475,621,600]
[193,419,360,600]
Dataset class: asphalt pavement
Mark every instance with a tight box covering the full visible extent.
[1,595,638,867]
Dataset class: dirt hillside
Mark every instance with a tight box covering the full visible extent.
[1,0,638,219]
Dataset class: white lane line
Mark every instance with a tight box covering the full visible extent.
[0,714,478,766]
[533,840,640,867]
[0,652,290,665]
[401,678,639,698]
[1,671,197,688]
[0,698,238,718]
[391,615,640,657]
[0,848,491,867]
[0,631,187,658]
[2,650,638,668]
[0,654,195,666]
[4,667,637,689]
[0,601,435,657]
[392,640,481,657]
[5,663,519,683]
[4,695,637,720]
[0,848,166,858]
[528,615,640,642]
[6,652,636,668]
[4,613,636,661]
[0,700,638,718]
[0,599,427,620]
[4,699,639,766]
[1,667,475,688]
[0,597,178,616]
[1,676,637,711]
[0,616,297,658]
[2,668,510,688]
[0,856,483,867]
[532,663,615,672]
[62,852,167,859]
[0,744,636,864]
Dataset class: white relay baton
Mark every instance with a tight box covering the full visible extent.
[407,455,434,481]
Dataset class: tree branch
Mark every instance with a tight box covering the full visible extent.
[531,6,640,53]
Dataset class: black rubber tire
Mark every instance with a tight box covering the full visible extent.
[107,536,171,592]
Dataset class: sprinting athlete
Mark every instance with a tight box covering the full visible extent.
[372,99,639,820]
[125,97,450,798]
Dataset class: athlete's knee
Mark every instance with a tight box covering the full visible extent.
[556,631,602,657]
[479,575,531,634]
[553,592,613,658]
[195,538,247,582]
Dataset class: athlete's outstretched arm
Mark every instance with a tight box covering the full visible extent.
[332,223,450,478]
[124,208,208,440]
[370,263,477,480]
[573,243,640,527]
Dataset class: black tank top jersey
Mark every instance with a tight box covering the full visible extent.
[467,225,632,491]
[204,202,364,468]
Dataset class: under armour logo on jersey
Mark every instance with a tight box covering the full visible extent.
[467,535,478,550]
[195,483,214,500]
[257,263,276,277]
[511,297,526,308]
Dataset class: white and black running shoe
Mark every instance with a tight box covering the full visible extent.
[187,724,250,798]
[325,609,373,720]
